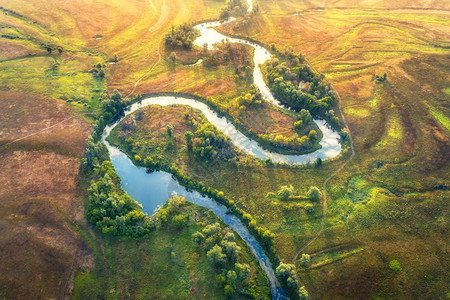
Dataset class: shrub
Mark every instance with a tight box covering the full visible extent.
[276,185,294,201]
[299,254,311,268]
[307,186,321,201]
[299,286,309,300]
[389,260,402,272]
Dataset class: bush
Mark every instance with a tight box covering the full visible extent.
[299,254,311,268]
[171,214,187,229]
[389,260,402,272]
[276,263,301,297]
[307,186,321,201]
[276,185,294,201]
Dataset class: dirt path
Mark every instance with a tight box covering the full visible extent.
[124,40,162,99]
[0,116,74,148]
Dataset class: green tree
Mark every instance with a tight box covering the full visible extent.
[299,254,311,268]
[224,285,234,296]
[235,263,250,281]
[276,263,296,282]
[307,186,321,201]
[276,185,294,200]
[220,240,241,263]
[315,157,322,167]
[202,222,221,237]
[169,52,177,64]
[226,270,237,286]
[171,214,186,229]
[192,231,205,245]
[166,125,174,137]
[299,286,309,300]
[207,244,226,267]
[185,131,194,151]
[299,109,312,123]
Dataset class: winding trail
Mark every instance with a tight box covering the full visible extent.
[0,116,74,149]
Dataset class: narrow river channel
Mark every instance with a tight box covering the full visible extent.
[102,0,342,299]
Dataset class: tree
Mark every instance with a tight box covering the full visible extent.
[299,286,309,300]
[168,195,186,208]
[276,263,296,282]
[307,186,321,201]
[171,214,186,229]
[309,129,317,142]
[207,244,226,266]
[315,157,322,167]
[185,131,193,151]
[169,52,177,64]
[224,285,234,296]
[220,240,241,263]
[276,185,294,201]
[223,232,235,241]
[226,270,237,286]
[389,260,402,272]
[167,125,173,137]
[299,254,311,268]
[276,263,301,296]
[202,222,221,237]
[192,231,205,245]
[235,263,250,281]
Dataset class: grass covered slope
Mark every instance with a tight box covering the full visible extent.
[74,197,271,299]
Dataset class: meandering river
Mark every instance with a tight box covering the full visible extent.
[102,0,342,299]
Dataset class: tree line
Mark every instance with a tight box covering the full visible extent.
[266,48,340,128]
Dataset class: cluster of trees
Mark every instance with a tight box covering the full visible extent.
[257,129,317,151]
[202,42,252,79]
[188,122,237,161]
[86,161,152,236]
[235,85,262,110]
[265,48,339,125]
[147,163,278,265]
[90,63,106,79]
[155,196,188,229]
[267,185,322,202]
[220,0,248,19]
[165,23,199,50]
[276,263,309,299]
[192,223,253,296]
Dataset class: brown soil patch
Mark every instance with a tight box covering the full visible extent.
[0,91,93,299]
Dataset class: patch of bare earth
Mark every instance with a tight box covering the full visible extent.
[0,91,93,299]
